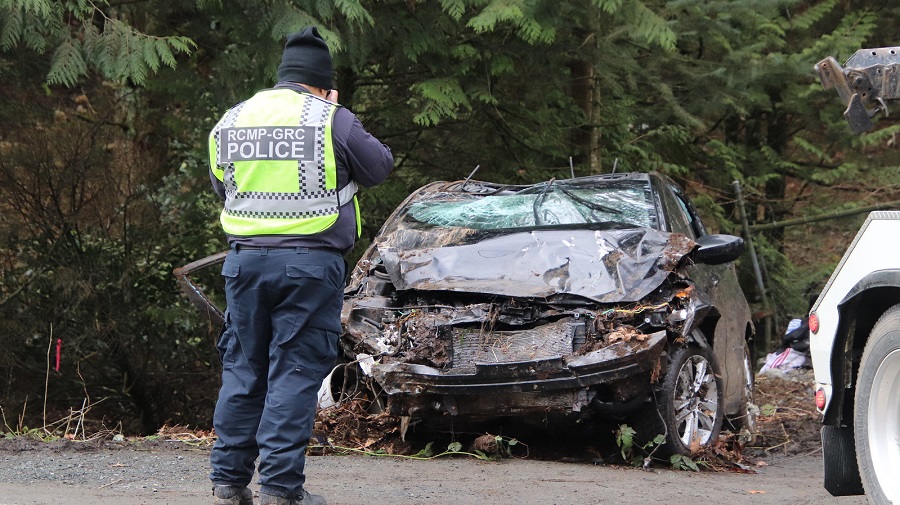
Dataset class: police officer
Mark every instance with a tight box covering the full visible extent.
[207,26,393,505]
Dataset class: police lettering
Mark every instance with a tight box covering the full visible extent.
[219,126,315,163]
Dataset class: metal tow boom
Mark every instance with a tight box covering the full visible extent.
[815,47,900,134]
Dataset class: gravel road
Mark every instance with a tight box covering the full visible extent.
[0,440,868,505]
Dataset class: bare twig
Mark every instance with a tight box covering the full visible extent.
[19,396,27,432]
[0,404,11,433]
[98,478,124,489]
[74,398,88,440]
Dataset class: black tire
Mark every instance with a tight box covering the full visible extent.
[854,303,900,505]
[636,342,724,456]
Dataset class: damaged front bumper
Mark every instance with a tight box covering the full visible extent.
[371,330,665,395]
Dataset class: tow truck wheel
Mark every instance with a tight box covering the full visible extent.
[637,342,724,456]
[855,303,900,505]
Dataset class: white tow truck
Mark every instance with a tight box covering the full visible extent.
[810,47,900,504]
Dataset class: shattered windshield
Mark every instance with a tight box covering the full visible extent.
[404,180,656,231]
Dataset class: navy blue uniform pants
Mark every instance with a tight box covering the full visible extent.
[209,246,344,498]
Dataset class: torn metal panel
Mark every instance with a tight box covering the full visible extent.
[378,228,695,303]
[172,251,227,330]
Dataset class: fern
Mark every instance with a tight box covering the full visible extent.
[792,136,828,162]
[266,4,326,43]
[2,6,52,52]
[468,0,525,35]
[859,125,900,148]
[802,10,878,63]
[593,0,625,14]
[8,0,51,17]
[786,0,837,31]
[142,36,160,73]
[466,0,556,44]
[411,77,471,126]
[440,0,467,21]
[334,0,374,26]
[1,0,196,86]
[625,0,676,51]
[516,14,555,44]
[47,38,86,87]
[0,7,22,50]
[489,53,514,75]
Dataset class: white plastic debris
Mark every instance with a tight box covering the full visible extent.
[356,353,376,376]
[316,365,341,409]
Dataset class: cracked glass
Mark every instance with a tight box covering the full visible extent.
[405,181,656,231]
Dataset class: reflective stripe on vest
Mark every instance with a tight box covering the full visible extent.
[209,89,357,236]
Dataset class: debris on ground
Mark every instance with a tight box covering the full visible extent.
[310,398,410,456]
[746,368,820,457]
[155,424,216,447]
[0,366,823,472]
[471,434,500,456]
[688,432,756,473]
[311,366,824,471]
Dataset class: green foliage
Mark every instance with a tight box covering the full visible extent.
[324,436,520,461]
[467,0,556,44]
[786,0,837,30]
[47,38,86,87]
[616,425,705,471]
[616,424,666,465]
[1,0,195,86]
[2,0,900,434]
[414,441,436,457]
[334,0,374,26]
[440,0,467,20]
[593,0,624,14]
[615,423,637,461]
[621,0,677,51]
[670,454,701,471]
[411,77,471,126]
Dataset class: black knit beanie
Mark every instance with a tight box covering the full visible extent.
[276,26,333,89]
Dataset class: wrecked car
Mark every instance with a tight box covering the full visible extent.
[175,172,756,456]
[335,172,756,455]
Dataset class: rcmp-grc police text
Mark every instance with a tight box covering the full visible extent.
[219,126,316,162]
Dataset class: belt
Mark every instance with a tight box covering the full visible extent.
[232,244,344,256]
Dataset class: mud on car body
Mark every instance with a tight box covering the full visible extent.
[337,172,756,455]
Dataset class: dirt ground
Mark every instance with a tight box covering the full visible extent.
[310,367,825,464]
[0,370,869,505]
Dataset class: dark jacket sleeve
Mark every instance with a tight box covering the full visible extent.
[333,108,393,188]
[210,170,226,200]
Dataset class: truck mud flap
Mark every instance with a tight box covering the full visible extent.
[821,425,863,496]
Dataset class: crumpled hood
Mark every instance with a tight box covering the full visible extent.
[377,227,695,303]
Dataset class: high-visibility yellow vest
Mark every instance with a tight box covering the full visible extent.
[208,88,358,236]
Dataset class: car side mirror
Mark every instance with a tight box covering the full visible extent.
[692,234,745,265]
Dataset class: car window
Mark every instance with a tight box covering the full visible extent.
[404,182,656,231]
[659,185,696,238]
[674,195,701,236]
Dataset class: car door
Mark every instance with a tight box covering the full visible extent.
[655,179,751,414]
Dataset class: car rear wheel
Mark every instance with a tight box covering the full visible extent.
[638,342,724,456]
[854,303,900,505]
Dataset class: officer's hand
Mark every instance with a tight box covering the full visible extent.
[325,89,339,104]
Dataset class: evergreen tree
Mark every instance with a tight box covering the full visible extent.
[0,0,898,432]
